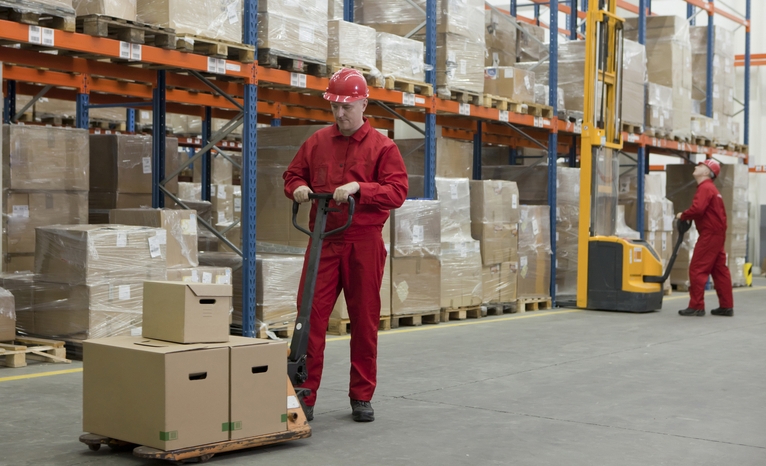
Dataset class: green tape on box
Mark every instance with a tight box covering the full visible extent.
[159,431,178,441]
[222,422,230,432]
[231,421,242,431]
[281,413,288,423]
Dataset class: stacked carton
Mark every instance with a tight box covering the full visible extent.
[469,180,519,304]
[390,200,441,315]
[518,206,552,299]
[553,168,580,298]
[517,23,546,62]
[483,67,536,104]
[375,32,426,82]
[690,26,737,145]
[3,125,89,272]
[622,39,647,128]
[74,0,136,20]
[625,15,693,141]
[0,273,33,335]
[646,83,674,134]
[256,0,328,63]
[485,8,517,67]
[395,136,474,197]
[328,20,378,73]
[0,287,14,340]
[137,0,243,43]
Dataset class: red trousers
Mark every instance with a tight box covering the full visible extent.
[688,233,734,310]
[296,237,387,407]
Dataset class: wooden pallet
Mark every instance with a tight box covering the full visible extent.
[383,76,433,96]
[671,283,690,292]
[645,128,670,139]
[258,48,325,75]
[39,115,75,127]
[515,297,553,313]
[524,102,554,118]
[482,94,524,113]
[0,336,70,368]
[76,14,176,48]
[326,316,392,336]
[0,2,75,32]
[484,302,518,315]
[91,119,127,131]
[256,324,294,340]
[440,306,482,322]
[663,286,673,296]
[390,311,440,329]
[622,122,644,134]
[732,143,748,154]
[438,87,484,106]
[177,34,255,63]
[694,137,714,147]
[672,134,691,143]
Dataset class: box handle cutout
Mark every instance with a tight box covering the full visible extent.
[200,299,216,305]
[252,365,268,374]
[189,372,208,380]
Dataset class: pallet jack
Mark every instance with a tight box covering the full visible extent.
[79,193,354,463]
[576,0,691,312]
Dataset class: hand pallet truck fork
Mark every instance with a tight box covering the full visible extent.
[79,193,355,464]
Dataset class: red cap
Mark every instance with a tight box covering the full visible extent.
[699,159,721,178]
[323,68,369,103]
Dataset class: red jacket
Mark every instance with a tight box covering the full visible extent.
[680,178,727,236]
[283,120,408,241]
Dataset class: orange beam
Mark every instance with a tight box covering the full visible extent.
[735,53,766,67]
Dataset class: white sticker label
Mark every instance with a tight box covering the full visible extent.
[217,185,227,199]
[299,23,315,43]
[118,285,131,300]
[402,93,416,106]
[29,25,41,44]
[155,230,167,245]
[191,269,200,282]
[141,111,150,120]
[119,41,131,59]
[532,219,539,236]
[534,116,544,128]
[148,236,162,258]
[218,212,227,224]
[450,183,459,200]
[207,57,218,73]
[291,72,307,88]
[181,219,195,235]
[504,67,514,78]
[216,274,230,284]
[41,28,54,47]
[412,225,424,244]
[459,103,471,116]
[216,59,226,74]
[225,62,241,72]
[131,327,142,336]
[116,232,128,247]
[226,2,239,23]
[499,110,509,122]
[512,194,518,209]
[524,75,531,90]
[130,43,142,61]
[287,395,301,410]
[520,256,528,267]
[12,205,29,218]
[459,59,467,75]
[202,272,213,284]
[395,280,409,303]
[234,198,242,213]
[142,157,152,174]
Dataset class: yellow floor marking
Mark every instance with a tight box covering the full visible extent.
[0,368,82,384]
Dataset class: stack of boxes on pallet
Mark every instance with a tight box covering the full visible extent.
[83,280,291,451]
[483,9,536,107]
[258,0,328,64]
[666,164,749,287]
[622,39,648,130]
[137,0,242,43]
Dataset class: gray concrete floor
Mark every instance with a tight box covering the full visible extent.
[2,279,766,466]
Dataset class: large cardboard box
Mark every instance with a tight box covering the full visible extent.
[483,67,536,103]
[0,288,15,341]
[390,256,440,315]
[396,137,473,179]
[256,10,328,63]
[485,8,517,67]
[433,33,485,95]
[391,200,441,258]
[4,191,88,254]
[73,0,136,19]
[518,206,551,298]
[142,281,232,344]
[517,22,546,62]
[440,241,483,309]
[83,336,230,450]
[212,184,235,224]
[110,208,199,268]
[469,180,519,224]
[471,222,517,265]
[376,32,426,82]
[137,0,242,43]
[435,177,472,242]
[328,20,376,70]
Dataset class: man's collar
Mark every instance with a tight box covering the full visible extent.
[331,118,371,141]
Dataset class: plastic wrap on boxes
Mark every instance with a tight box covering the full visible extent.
[396,137,473,178]
[1,273,33,335]
[193,154,234,185]
[109,208,199,268]
[440,241,482,309]
[691,115,715,140]
[554,168,580,297]
[34,225,168,285]
[485,8,517,67]
[619,172,665,201]
[534,84,565,110]
[517,206,551,299]
[518,62,584,112]
[328,20,378,73]
[391,200,441,258]
[73,0,136,20]
[137,0,242,43]
[328,0,342,19]
[4,191,88,255]
[376,32,426,82]
[616,205,641,240]
[623,39,647,84]
[178,182,202,201]
[3,125,89,191]
[165,266,232,284]
[257,10,328,63]
[469,180,519,224]
[211,184,235,224]
[435,178,472,242]
[690,25,734,57]
[481,262,516,303]
[0,287,15,341]
[391,256,440,315]
[484,67,535,103]
[433,33,485,96]
[517,22,546,62]
[4,0,74,14]
[622,80,645,126]
[625,15,690,45]
[728,256,746,287]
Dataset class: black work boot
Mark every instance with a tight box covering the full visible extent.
[711,307,734,316]
[350,399,374,422]
[678,308,705,316]
[304,405,314,422]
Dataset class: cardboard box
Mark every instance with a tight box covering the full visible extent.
[483,67,536,103]
[1,273,34,334]
[469,180,519,224]
[471,223,517,265]
[4,191,88,254]
[433,33,485,94]
[212,184,235,224]
[517,251,551,299]
[376,32,426,82]
[391,200,441,258]
[73,0,136,20]
[623,80,645,126]
[256,11,327,63]
[83,336,230,450]
[502,261,518,302]
[333,247,391,320]
[3,125,89,191]
[110,208,199,268]
[396,137,473,179]
[3,254,35,274]
[165,266,232,284]
[517,22,546,62]
[328,20,377,70]
[193,154,234,186]
[255,254,304,328]
[137,0,242,43]
[440,241,483,309]
[518,205,551,298]
[142,281,232,344]
[391,256,440,315]
[485,8,517,67]
[0,288,15,341]
[435,177,472,242]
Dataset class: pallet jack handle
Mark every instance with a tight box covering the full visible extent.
[287,193,355,393]
[644,219,692,284]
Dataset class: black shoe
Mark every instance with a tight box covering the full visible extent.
[678,308,705,316]
[350,399,374,422]
[711,307,734,316]
[304,405,314,422]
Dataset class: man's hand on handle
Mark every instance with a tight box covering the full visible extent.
[676,212,683,220]
[294,185,313,203]
[333,182,360,204]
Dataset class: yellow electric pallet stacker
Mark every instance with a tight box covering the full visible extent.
[576,0,690,313]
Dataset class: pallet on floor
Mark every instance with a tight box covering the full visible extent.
[621,122,644,134]
[440,305,482,322]
[326,316,391,336]
[256,323,294,340]
[438,87,484,106]
[76,14,176,48]
[390,311,440,329]
[482,94,523,113]
[523,102,554,118]
[671,283,690,292]
[484,302,518,315]
[258,48,325,75]
[515,296,553,312]
[382,76,433,96]
[0,336,70,368]
[177,34,255,63]
[0,1,76,32]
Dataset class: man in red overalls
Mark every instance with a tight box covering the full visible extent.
[676,159,734,317]
[283,68,408,422]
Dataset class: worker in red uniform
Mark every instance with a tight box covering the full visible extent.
[676,159,734,317]
[283,68,408,422]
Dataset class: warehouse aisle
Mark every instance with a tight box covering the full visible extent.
[2,280,765,466]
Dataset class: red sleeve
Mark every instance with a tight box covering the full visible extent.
[282,139,313,200]
[356,143,408,210]
[680,183,713,221]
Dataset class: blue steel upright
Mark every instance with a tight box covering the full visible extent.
[509,0,518,167]
[3,80,15,124]
[509,0,516,17]
[201,106,213,201]
[569,0,578,39]
[76,93,89,129]
[152,70,166,208]
[241,0,258,338]
[344,0,353,22]
[744,0,750,149]
[423,0,437,199]
[636,0,648,237]
[126,108,135,133]
[687,4,696,26]
[473,121,482,180]
[547,0,558,304]
[705,3,714,118]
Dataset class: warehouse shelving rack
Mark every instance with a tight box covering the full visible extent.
[0,0,752,331]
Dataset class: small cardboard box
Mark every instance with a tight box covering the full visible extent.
[470,180,519,224]
[83,336,230,450]
[142,281,232,344]
[484,67,536,103]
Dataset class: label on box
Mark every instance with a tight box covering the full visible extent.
[459,60,467,75]
[191,269,200,282]
[142,157,152,174]
[119,41,131,59]
[118,285,131,300]
[218,212,227,224]
[662,233,667,251]
[524,75,531,90]
[234,198,242,213]
[148,236,162,258]
[492,52,500,67]
[532,219,539,236]
[181,219,194,235]
[291,72,307,88]
[520,256,528,267]
[499,110,509,122]
[217,185,227,199]
[12,205,29,218]
[299,23,315,44]
[504,67,514,78]
[412,225,424,244]
[131,327,142,336]
[450,183,459,200]
[202,272,213,284]
[216,274,230,285]
[395,281,409,303]
[155,229,167,245]
[116,232,128,247]
[226,2,239,23]
[512,194,518,209]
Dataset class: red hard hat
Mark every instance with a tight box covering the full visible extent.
[323,68,369,103]
[699,159,721,178]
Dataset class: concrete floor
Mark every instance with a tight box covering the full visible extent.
[2,280,766,466]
